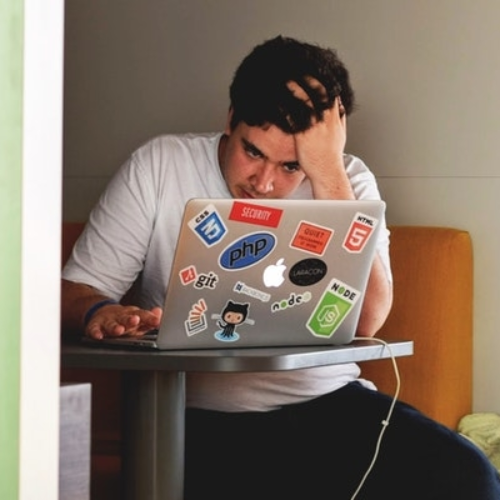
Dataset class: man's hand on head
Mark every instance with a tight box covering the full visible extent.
[286,77,350,199]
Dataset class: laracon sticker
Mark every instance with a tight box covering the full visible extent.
[306,278,360,338]
[343,212,379,253]
[188,204,227,247]
[229,201,283,228]
[289,258,327,286]
[290,221,333,256]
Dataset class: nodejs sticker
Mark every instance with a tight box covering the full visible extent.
[306,278,360,338]
[289,258,327,286]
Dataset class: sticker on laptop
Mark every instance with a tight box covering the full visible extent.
[262,258,287,288]
[179,265,198,285]
[229,201,283,228]
[211,300,255,342]
[219,232,276,270]
[234,281,271,303]
[289,258,327,286]
[343,212,379,253]
[290,221,334,256]
[188,203,228,247]
[184,299,209,336]
[271,291,312,313]
[179,266,219,290]
[306,278,361,338]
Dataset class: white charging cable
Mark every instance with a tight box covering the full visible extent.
[349,337,401,500]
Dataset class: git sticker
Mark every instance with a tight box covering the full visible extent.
[343,212,378,253]
[306,278,360,338]
[290,221,333,256]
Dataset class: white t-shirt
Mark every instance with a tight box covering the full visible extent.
[63,132,392,412]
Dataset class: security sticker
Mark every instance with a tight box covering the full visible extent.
[290,221,333,256]
[306,278,361,338]
[343,212,379,253]
[188,204,227,247]
[229,201,283,228]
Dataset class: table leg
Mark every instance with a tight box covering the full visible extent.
[121,370,186,500]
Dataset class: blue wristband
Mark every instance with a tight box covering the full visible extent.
[83,299,118,327]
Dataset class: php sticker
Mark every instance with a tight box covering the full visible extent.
[219,232,275,270]
[306,278,360,338]
[343,212,378,253]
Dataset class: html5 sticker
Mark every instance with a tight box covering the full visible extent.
[343,212,379,253]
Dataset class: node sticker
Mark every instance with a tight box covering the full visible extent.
[290,221,333,256]
[306,278,360,338]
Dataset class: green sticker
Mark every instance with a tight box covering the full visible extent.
[307,279,360,338]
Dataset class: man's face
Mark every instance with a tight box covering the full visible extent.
[218,120,307,199]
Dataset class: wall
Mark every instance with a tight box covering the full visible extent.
[63,0,500,414]
[0,1,64,499]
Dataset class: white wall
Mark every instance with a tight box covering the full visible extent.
[63,0,500,415]
[23,1,64,499]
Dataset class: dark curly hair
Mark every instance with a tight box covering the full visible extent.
[229,36,355,133]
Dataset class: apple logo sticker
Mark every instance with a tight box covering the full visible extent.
[263,258,287,288]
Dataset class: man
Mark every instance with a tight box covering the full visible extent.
[62,36,500,499]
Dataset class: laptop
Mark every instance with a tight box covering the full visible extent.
[84,198,385,350]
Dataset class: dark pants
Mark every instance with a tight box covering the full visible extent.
[184,382,500,500]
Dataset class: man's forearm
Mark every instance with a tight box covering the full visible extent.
[60,279,114,334]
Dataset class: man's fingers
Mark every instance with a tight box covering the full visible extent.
[86,306,163,340]
[286,77,328,107]
[286,80,312,105]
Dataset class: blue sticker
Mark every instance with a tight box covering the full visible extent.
[219,232,276,270]
[188,204,227,247]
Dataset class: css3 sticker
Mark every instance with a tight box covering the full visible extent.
[188,204,227,247]
[306,278,360,338]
